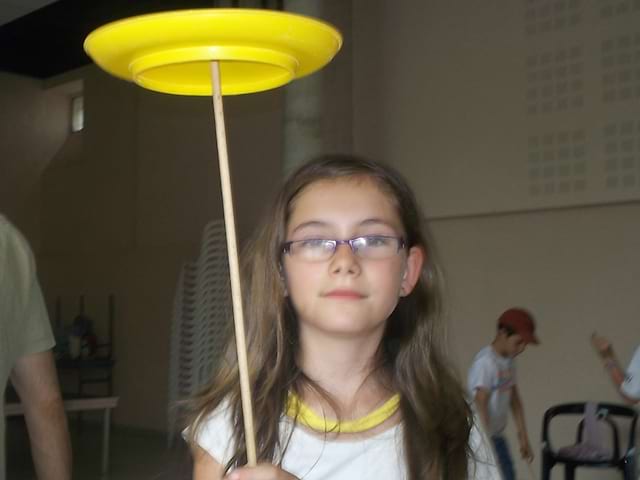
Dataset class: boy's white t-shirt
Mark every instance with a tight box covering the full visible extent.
[467,346,515,436]
[621,345,640,400]
[193,400,501,479]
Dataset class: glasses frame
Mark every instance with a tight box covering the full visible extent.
[282,235,406,261]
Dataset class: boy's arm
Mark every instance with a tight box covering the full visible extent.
[473,388,492,434]
[510,385,533,462]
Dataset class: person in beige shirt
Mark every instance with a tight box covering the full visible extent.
[0,215,71,480]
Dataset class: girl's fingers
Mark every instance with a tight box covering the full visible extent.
[225,464,299,480]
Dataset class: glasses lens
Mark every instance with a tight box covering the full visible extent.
[286,236,401,261]
[289,239,335,261]
[356,236,400,259]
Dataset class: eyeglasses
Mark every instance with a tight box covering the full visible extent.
[282,235,405,262]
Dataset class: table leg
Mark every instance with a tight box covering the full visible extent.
[102,407,111,474]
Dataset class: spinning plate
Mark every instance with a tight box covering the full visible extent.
[84,9,342,96]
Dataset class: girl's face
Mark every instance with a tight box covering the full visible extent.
[282,177,424,340]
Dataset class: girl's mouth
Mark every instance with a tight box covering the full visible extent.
[324,289,366,299]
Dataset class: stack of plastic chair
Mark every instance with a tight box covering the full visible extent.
[167,220,231,446]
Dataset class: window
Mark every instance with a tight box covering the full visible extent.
[71,95,84,132]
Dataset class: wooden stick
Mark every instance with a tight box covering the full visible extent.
[210,60,257,466]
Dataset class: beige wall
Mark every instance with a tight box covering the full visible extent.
[433,205,640,480]
[0,72,70,246]
[354,1,640,214]
[1,66,283,431]
[353,1,639,478]
[3,1,637,471]
[1,2,342,435]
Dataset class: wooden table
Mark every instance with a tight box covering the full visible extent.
[5,396,119,474]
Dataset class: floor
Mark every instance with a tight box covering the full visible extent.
[6,416,193,480]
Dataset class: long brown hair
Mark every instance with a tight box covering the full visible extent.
[186,154,472,479]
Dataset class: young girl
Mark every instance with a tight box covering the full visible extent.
[186,155,499,479]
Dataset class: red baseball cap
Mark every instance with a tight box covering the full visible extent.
[498,308,539,345]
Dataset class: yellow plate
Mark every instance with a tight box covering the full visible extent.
[83,9,342,96]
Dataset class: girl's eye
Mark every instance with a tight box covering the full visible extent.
[363,236,391,247]
[300,239,330,249]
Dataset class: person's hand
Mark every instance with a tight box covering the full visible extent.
[518,434,534,463]
[225,463,300,480]
[591,332,613,358]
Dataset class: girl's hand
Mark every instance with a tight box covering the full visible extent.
[591,332,612,357]
[225,463,300,480]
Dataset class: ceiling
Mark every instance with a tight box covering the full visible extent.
[0,0,58,25]
[0,0,283,79]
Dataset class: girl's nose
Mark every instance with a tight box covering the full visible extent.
[329,243,361,275]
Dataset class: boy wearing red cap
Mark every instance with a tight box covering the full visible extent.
[468,308,539,480]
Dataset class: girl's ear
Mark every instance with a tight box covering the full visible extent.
[279,264,289,296]
[400,246,425,297]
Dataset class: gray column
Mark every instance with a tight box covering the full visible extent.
[282,0,353,176]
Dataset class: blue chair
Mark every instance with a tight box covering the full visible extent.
[541,402,637,480]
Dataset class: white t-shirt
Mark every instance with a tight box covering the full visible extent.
[468,346,515,436]
[621,345,640,400]
[193,400,501,479]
